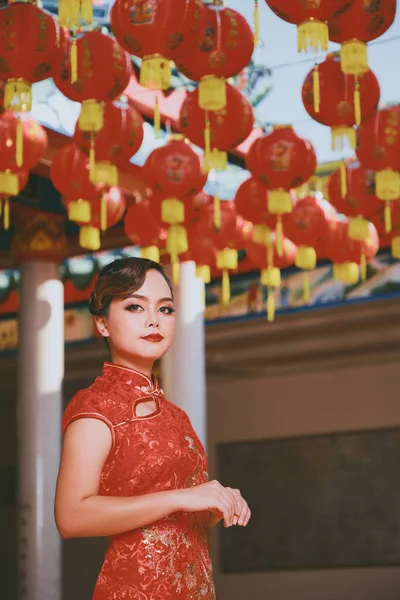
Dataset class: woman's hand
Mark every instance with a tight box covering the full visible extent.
[175,481,251,528]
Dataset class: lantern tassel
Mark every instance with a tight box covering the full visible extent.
[354,78,361,126]
[267,288,275,323]
[384,203,392,234]
[81,0,93,24]
[71,37,78,84]
[154,96,160,138]
[16,118,23,168]
[276,216,283,257]
[222,269,230,306]
[340,161,347,198]
[214,193,221,230]
[172,254,180,286]
[101,193,107,232]
[89,133,95,178]
[204,117,211,161]
[313,64,320,113]
[254,0,259,46]
[3,198,9,230]
[0,199,3,218]
[360,252,367,281]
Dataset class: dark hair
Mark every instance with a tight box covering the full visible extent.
[89,257,173,317]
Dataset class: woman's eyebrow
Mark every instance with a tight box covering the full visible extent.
[128,294,174,303]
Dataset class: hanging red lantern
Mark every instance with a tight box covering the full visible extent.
[73,100,144,186]
[247,126,316,251]
[124,199,167,263]
[264,0,355,53]
[143,134,206,278]
[110,0,206,90]
[283,195,335,301]
[328,161,382,222]
[326,217,379,283]
[149,188,213,228]
[51,143,105,224]
[302,52,380,148]
[0,3,60,113]
[356,104,400,232]
[53,31,132,137]
[328,0,396,76]
[179,82,254,171]
[245,233,296,321]
[175,4,254,111]
[69,186,127,251]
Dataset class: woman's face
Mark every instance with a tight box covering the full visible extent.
[95,269,175,371]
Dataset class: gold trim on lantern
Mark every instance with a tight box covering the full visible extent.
[199,76,227,111]
[140,246,160,263]
[0,171,18,196]
[333,262,359,285]
[67,199,91,223]
[331,126,357,151]
[348,216,369,241]
[4,79,32,112]
[79,100,104,133]
[391,236,400,260]
[90,161,119,186]
[376,169,400,202]
[140,54,171,91]
[340,39,368,76]
[297,19,329,53]
[79,225,101,251]
[161,198,185,224]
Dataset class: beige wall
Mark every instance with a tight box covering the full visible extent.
[207,355,400,600]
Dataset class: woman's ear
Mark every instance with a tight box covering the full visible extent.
[94,315,110,338]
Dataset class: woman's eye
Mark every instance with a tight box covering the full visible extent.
[159,306,175,315]
[126,304,143,312]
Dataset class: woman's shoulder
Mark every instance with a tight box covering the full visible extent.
[62,376,126,438]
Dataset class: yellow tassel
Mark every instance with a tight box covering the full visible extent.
[391,236,400,259]
[172,257,180,286]
[384,203,392,234]
[89,133,95,178]
[166,224,188,256]
[297,20,329,53]
[331,126,357,151]
[79,100,104,133]
[71,37,78,84]
[4,198,9,230]
[276,216,283,257]
[340,162,347,198]
[303,272,311,304]
[140,54,171,91]
[360,252,367,281]
[79,225,101,251]
[313,64,320,113]
[214,193,221,229]
[199,76,226,111]
[154,96,160,138]
[204,117,211,160]
[67,199,91,223]
[81,0,93,24]
[58,0,81,29]
[221,269,230,306]
[267,289,275,323]
[16,118,23,168]
[140,246,160,263]
[0,200,3,218]
[0,172,18,196]
[354,79,361,126]
[254,0,259,46]
[101,193,107,232]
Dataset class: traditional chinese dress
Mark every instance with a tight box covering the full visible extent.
[62,362,216,600]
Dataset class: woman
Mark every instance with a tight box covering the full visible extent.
[55,257,251,599]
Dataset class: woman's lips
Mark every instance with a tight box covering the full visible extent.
[141,334,164,343]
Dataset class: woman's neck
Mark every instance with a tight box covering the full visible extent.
[109,353,154,378]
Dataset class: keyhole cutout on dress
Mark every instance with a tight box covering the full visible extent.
[133,397,159,418]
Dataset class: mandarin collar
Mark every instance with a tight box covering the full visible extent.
[102,361,160,391]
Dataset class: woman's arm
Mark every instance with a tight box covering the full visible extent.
[55,418,242,538]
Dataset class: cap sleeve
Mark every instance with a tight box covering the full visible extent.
[62,388,116,449]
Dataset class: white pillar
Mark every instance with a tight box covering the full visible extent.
[17,261,64,600]
[161,261,207,448]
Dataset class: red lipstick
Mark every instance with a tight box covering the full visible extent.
[141,334,164,343]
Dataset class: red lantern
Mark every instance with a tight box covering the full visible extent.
[70,186,127,251]
[302,52,380,147]
[326,217,379,282]
[53,31,132,134]
[124,200,167,263]
[356,105,400,230]
[328,0,396,75]
[264,0,355,53]
[51,143,105,225]
[328,161,382,219]
[110,0,206,90]
[175,5,254,110]
[247,126,316,244]
[73,100,144,185]
[149,188,213,228]
[0,3,60,112]
[179,82,254,171]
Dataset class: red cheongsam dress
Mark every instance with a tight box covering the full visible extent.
[62,362,216,600]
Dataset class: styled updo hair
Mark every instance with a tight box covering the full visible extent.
[89,257,173,317]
